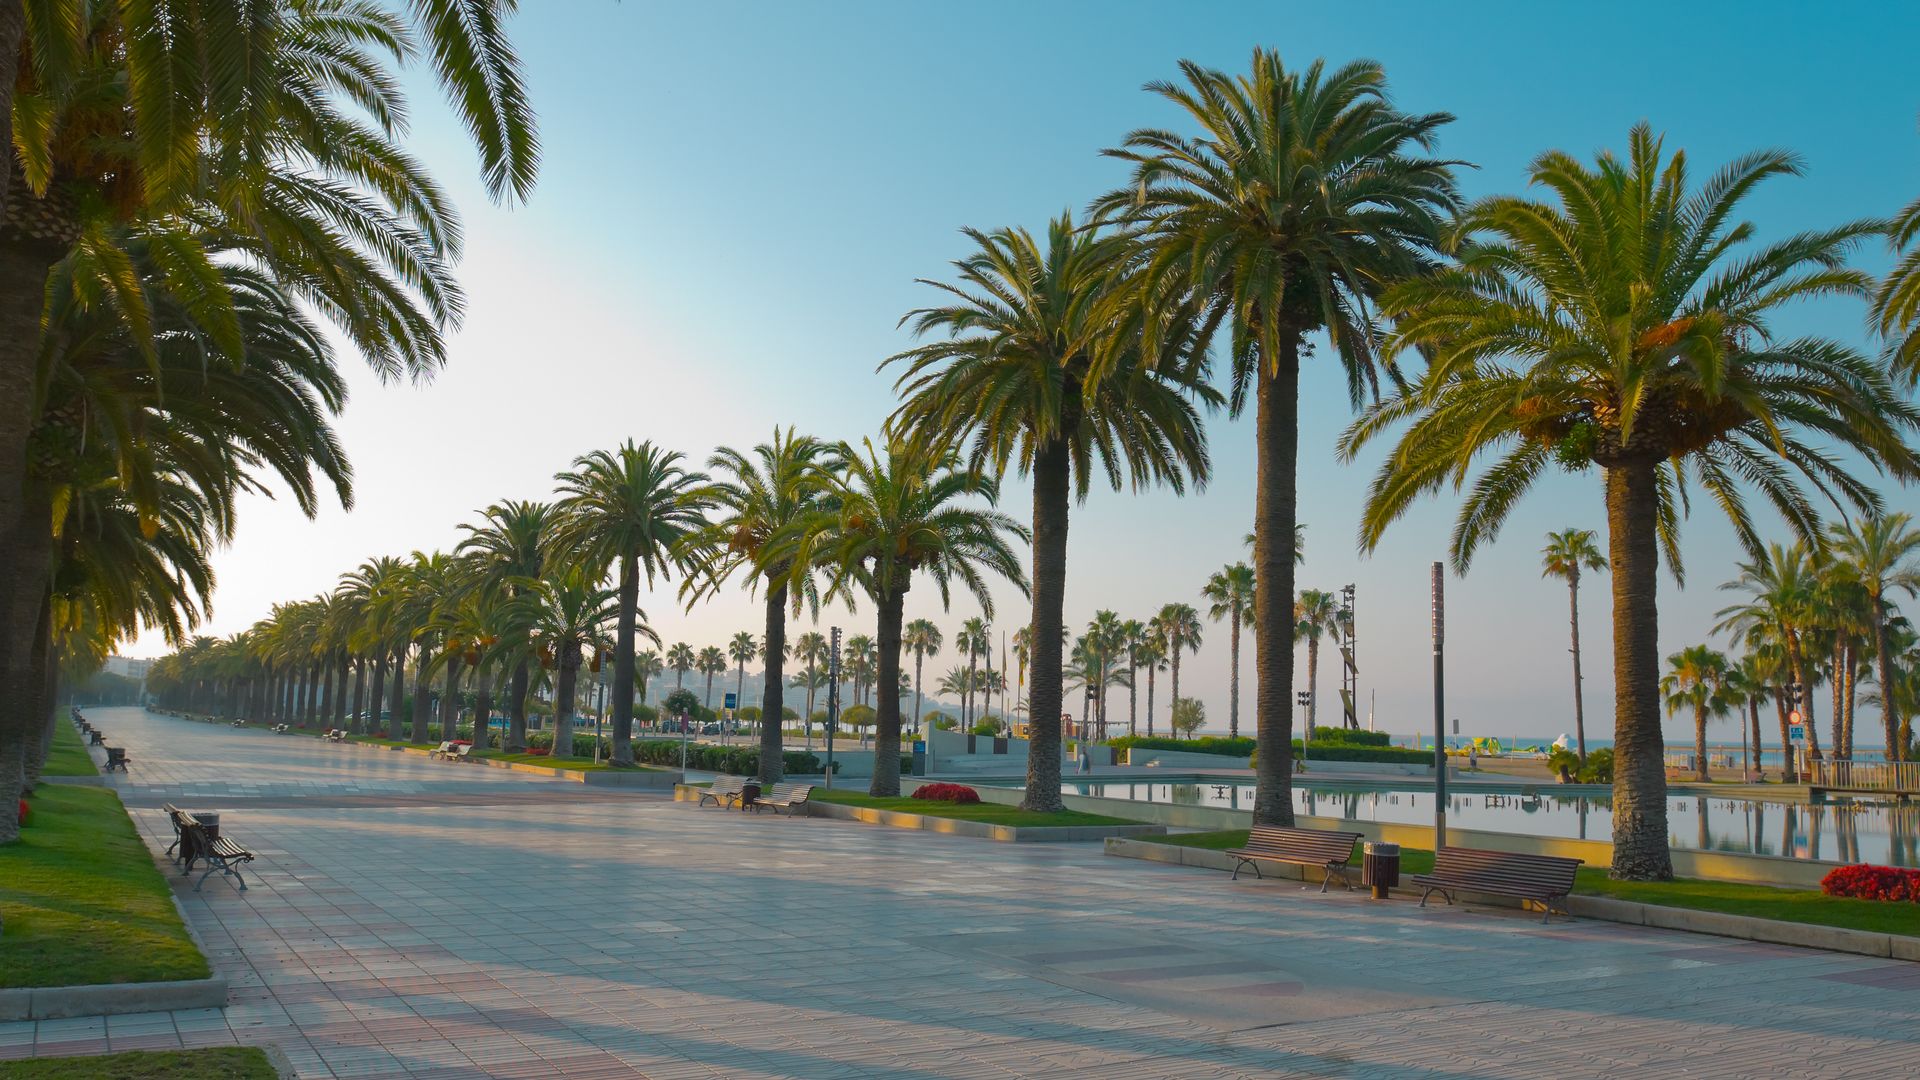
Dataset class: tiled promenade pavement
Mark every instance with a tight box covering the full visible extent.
[7,708,1920,1078]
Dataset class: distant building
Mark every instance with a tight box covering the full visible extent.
[103,656,156,682]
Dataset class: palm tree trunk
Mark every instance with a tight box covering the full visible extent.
[1251,340,1302,826]
[410,647,433,743]
[1775,688,1797,783]
[870,586,907,797]
[913,650,924,735]
[1831,639,1845,757]
[21,597,52,790]
[473,663,494,749]
[1227,611,1242,738]
[321,661,338,731]
[1170,647,1183,739]
[1843,644,1858,759]
[508,658,530,750]
[1569,570,1587,763]
[1127,663,1138,737]
[1306,637,1321,733]
[759,583,788,785]
[365,657,385,736]
[1694,704,1709,783]
[1748,697,1763,781]
[552,645,579,758]
[1789,632,1823,761]
[1146,664,1157,738]
[1020,432,1071,813]
[610,553,639,766]
[1604,460,1672,880]
[703,671,714,710]
[1874,598,1902,761]
[439,655,463,740]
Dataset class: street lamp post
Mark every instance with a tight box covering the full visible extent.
[1296,691,1311,769]
[825,627,841,789]
[1432,562,1447,850]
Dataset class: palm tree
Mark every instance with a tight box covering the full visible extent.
[524,567,619,760]
[1135,632,1167,737]
[1724,655,1769,780]
[1120,619,1150,737]
[791,631,828,745]
[888,211,1215,814]
[688,429,826,781]
[1101,51,1460,827]
[458,501,553,751]
[1294,591,1341,732]
[634,650,664,713]
[1663,646,1732,782]
[1152,604,1202,738]
[955,618,989,727]
[903,619,943,735]
[1828,514,1920,758]
[789,439,1027,796]
[1202,565,1255,737]
[1084,611,1128,740]
[728,631,759,722]
[1541,529,1608,763]
[552,441,712,766]
[1342,129,1919,880]
[667,643,696,691]
[845,634,875,706]
[697,646,727,712]
[1717,545,1828,768]
[1874,195,1920,381]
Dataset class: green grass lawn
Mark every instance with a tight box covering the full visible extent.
[814,789,1135,828]
[1141,830,1920,936]
[0,1048,275,1079]
[41,716,98,778]
[479,751,616,771]
[0,785,209,988]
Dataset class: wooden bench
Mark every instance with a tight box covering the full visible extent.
[102,746,131,772]
[323,729,347,742]
[163,804,192,864]
[1225,825,1365,892]
[173,812,256,893]
[231,719,246,727]
[87,729,105,746]
[1412,846,1583,923]
[751,782,816,816]
[427,740,462,760]
[699,775,752,809]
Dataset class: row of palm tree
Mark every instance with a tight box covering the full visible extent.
[0,1,542,843]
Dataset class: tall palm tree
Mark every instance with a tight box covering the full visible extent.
[667,642,695,690]
[728,631,759,721]
[552,441,712,766]
[888,211,1215,813]
[955,618,989,727]
[1663,645,1732,782]
[1828,514,1920,758]
[1541,529,1608,763]
[1152,604,1202,738]
[1874,194,1920,382]
[697,646,726,711]
[523,567,619,760]
[903,619,943,735]
[634,650,664,712]
[458,501,554,751]
[1102,51,1460,826]
[1293,590,1341,732]
[1343,129,1919,880]
[1120,619,1149,737]
[1084,611,1127,739]
[790,631,828,743]
[688,429,826,781]
[845,634,875,706]
[1202,564,1255,737]
[1135,632,1167,737]
[1717,544,1828,767]
[789,439,1027,796]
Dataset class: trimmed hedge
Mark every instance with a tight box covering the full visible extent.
[1311,727,1391,746]
[1252,742,1432,767]
[1107,735,1254,757]
[631,740,833,775]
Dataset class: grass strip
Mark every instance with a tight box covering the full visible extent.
[0,785,209,987]
[814,789,1135,828]
[0,1047,275,1079]
[1139,830,1920,936]
[41,716,98,778]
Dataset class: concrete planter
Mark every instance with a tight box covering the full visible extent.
[0,977,228,1021]
[1102,837,1920,963]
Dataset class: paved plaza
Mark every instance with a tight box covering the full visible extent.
[7,707,1920,1078]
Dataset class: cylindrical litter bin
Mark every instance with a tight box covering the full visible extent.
[1362,841,1400,900]
[192,811,221,840]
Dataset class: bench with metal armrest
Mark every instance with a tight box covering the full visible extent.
[750,782,817,816]
[1411,846,1583,923]
[169,810,257,892]
[699,775,753,809]
[1224,825,1365,892]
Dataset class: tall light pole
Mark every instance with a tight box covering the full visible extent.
[1339,583,1358,729]
[1296,691,1311,769]
[1432,562,1448,850]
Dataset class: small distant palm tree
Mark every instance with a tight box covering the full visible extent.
[845,634,875,705]
[1828,514,1920,758]
[791,631,828,742]
[522,567,620,760]
[1203,564,1255,737]
[728,631,759,720]
[1663,645,1732,782]
[1293,590,1341,731]
[954,618,989,728]
[1151,604,1202,738]
[1541,529,1608,763]
[1119,619,1150,737]
[1717,544,1826,764]
[634,650,664,712]
[903,619,943,734]
[1134,633,1167,737]
[697,646,727,711]
[458,501,554,750]
[667,642,695,689]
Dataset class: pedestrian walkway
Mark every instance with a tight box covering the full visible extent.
[6,707,1920,1078]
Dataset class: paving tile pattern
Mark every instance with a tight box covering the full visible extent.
[8,707,1920,1077]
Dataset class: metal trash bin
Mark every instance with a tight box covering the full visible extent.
[1362,841,1400,900]
[192,812,221,841]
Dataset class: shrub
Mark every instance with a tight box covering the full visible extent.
[912,782,980,804]
[1576,747,1614,784]
[969,720,1002,736]
[1311,727,1390,747]
[1109,735,1255,758]
[629,740,836,775]
[738,706,762,724]
[1821,864,1920,903]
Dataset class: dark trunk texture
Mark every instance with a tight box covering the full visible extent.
[1604,461,1672,880]
[473,663,494,749]
[1569,570,1587,763]
[759,583,788,784]
[869,586,906,796]
[439,655,462,740]
[508,658,530,750]
[610,554,638,765]
[410,647,433,743]
[553,644,580,758]
[1019,432,1071,812]
[1251,339,1299,827]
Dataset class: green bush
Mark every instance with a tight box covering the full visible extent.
[631,740,835,775]
[1577,747,1614,784]
[738,706,762,724]
[1249,741,1433,768]
[633,703,658,725]
[969,720,1002,736]
[1108,735,1255,757]
[1311,727,1390,746]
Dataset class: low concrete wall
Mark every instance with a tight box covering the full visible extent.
[1104,837,1918,962]
[0,977,229,1021]
[975,783,1839,888]
[804,799,1165,843]
[1127,749,1252,769]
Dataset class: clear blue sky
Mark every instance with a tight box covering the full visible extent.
[133,1,1920,745]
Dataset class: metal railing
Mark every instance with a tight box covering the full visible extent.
[1807,758,1920,794]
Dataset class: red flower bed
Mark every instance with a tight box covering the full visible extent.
[911,782,980,804]
[1821,863,1920,903]
[16,798,27,827]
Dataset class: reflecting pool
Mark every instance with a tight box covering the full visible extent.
[1062,780,1920,867]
